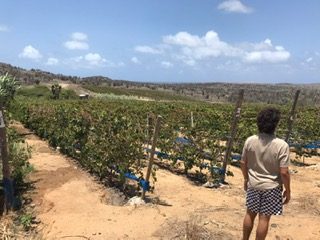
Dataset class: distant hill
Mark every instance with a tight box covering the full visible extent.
[1,62,319,106]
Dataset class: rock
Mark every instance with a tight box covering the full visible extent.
[219,183,231,189]
[203,181,215,188]
[289,169,298,174]
[32,219,41,224]
[127,196,146,206]
[203,181,220,188]
[271,223,277,228]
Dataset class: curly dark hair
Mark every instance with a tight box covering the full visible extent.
[257,108,281,134]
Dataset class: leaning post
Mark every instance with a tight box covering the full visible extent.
[221,89,244,183]
[146,113,154,147]
[141,115,162,200]
[285,90,301,142]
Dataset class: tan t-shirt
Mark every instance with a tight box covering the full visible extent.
[241,133,290,190]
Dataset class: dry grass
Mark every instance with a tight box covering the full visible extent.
[298,195,320,216]
[0,216,40,240]
[153,215,234,240]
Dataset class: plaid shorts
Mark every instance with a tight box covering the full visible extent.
[246,186,283,215]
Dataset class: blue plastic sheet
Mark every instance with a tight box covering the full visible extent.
[123,172,150,191]
[231,154,241,161]
[3,177,14,206]
[289,141,320,149]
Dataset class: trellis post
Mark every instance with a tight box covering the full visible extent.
[146,113,153,147]
[221,90,244,183]
[191,111,194,128]
[285,90,300,142]
[142,115,162,200]
[0,104,14,212]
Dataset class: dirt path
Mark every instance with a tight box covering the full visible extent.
[13,123,320,240]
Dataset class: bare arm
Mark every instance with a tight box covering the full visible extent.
[240,139,249,191]
[240,160,249,180]
[240,160,249,191]
[280,167,291,204]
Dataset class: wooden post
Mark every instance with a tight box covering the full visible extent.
[191,112,194,128]
[285,90,300,142]
[0,105,14,211]
[221,90,244,183]
[146,114,153,147]
[141,115,162,200]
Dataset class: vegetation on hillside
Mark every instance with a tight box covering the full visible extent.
[1,62,320,106]
[83,84,196,101]
[16,85,77,99]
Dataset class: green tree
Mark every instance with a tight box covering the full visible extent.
[51,83,62,99]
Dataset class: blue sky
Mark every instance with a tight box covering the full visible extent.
[0,0,319,83]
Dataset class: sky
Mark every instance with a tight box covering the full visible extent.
[0,0,319,83]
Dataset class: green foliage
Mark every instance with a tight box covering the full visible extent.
[16,85,78,100]
[51,83,62,99]
[16,85,51,98]
[0,73,19,106]
[60,89,78,99]
[12,97,320,188]
[14,99,146,188]
[7,128,33,186]
[18,213,33,230]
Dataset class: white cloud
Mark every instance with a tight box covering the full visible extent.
[161,61,173,68]
[135,30,290,66]
[118,62,125,67]
[70,56,84,63]
[64,32,89,50]
[164,31,241,60]
[71,32,88,41]
[218,0,253,14]
[163,32,202,47]
[64,41,89,50]
[84,53,106,66]
[19,45,42,60]
[244,51,290,63]
[244,39,290,63]
[131,57,141,64]
[0,24,9,32]
[183,59,196,66]
[66,53,123,69]
[135,45,163,54]
[46,57,59,65]
[306,57,313,63]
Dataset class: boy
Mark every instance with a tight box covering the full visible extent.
[241,108,291,240]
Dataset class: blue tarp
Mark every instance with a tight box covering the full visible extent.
[2,177,14,207]
[123,172,150,191]
[289,141,320,149]
[200,163,225,175]
[231,154,241,161]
